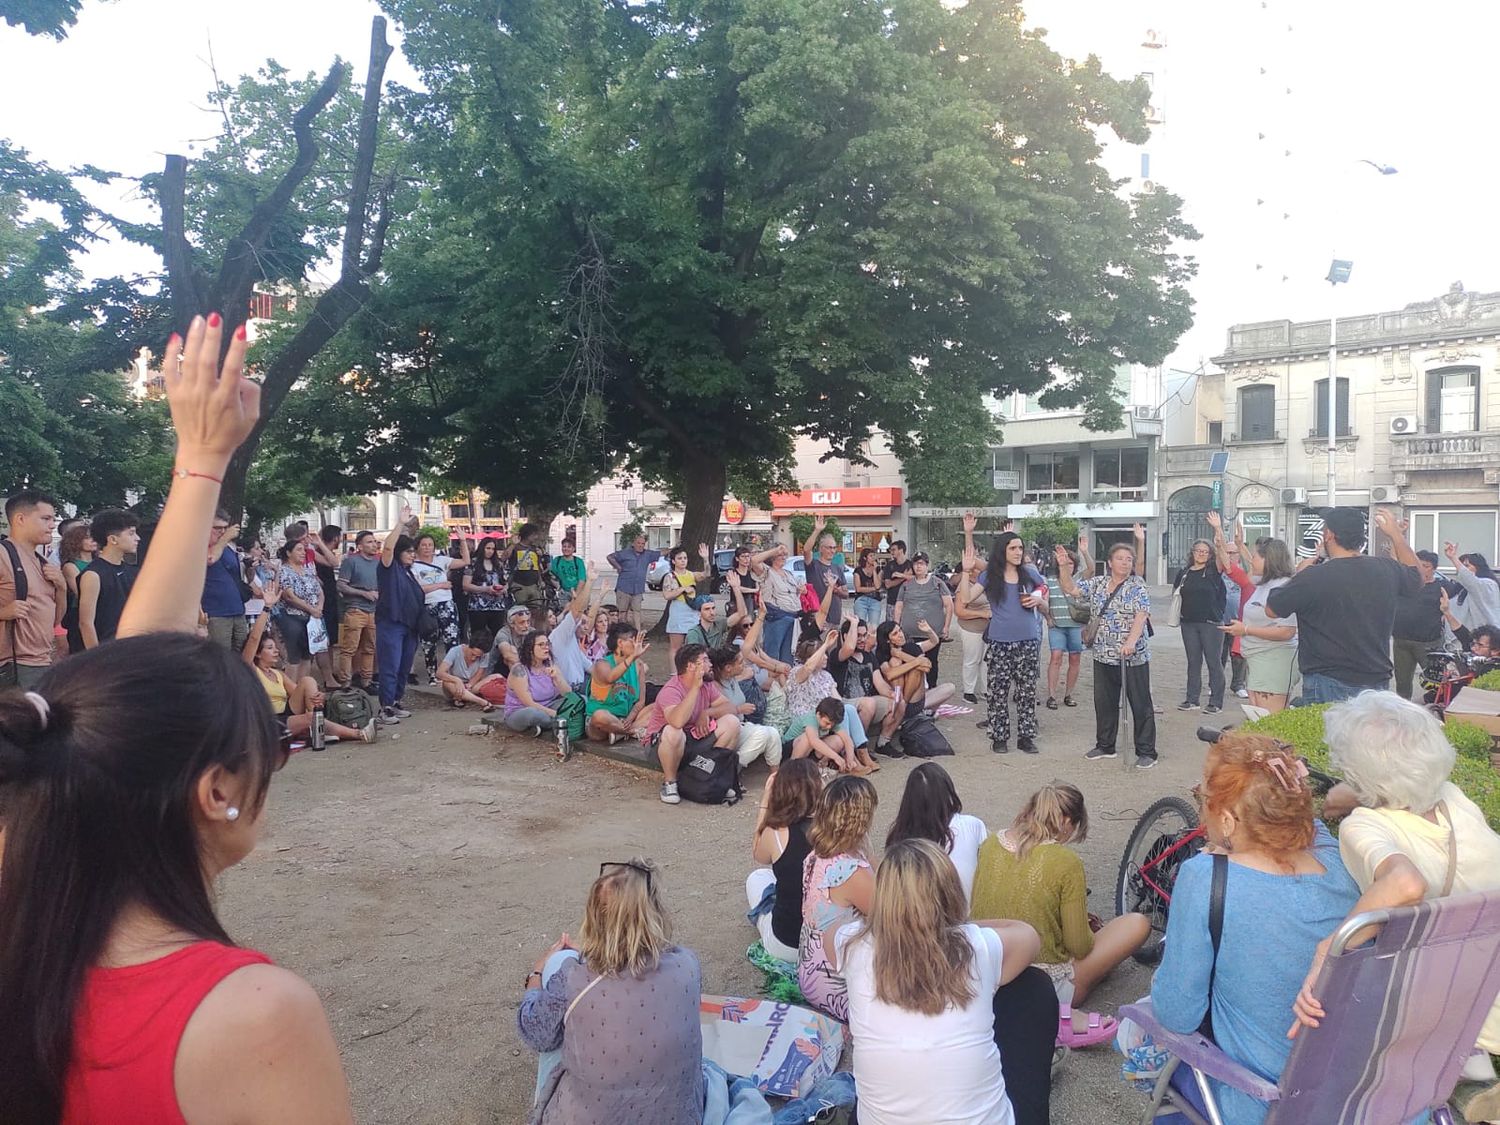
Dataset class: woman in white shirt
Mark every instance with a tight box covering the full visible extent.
[412,533,467,684]
[1219,537,1298,713]
[884,762,987,905]
[829,838,1046,1125]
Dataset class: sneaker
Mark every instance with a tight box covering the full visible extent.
[1135,756,1159,770]
[1018,736,1039,754]
[1235,688,1250,699]
[1063,695,1077,708]
[379,707,402,725]
[1084,747,1118,762]
[1177,701,1199,711]
[529,724,544,738]
[1045,697,1059,710]
[963,692,978,704]
[660,781,681,805]
[874,739,906,759]
[992,740,1009,754]
[975,718,990,730]
[393,706,413,719]
[1204,704,1223,715]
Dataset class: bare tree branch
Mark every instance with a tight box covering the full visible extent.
[342,17,394,276]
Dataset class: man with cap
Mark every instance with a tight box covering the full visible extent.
[491,603,536,676]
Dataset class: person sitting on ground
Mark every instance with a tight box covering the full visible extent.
[1150,734,1359,1125]
[783,697,868,774]
[76,508,139,649]
[641,644,742,806]
[661,543,712,659]
[58,518,97,654]
[798,775,878,1022]
[437,630,503,711]
[874,619,955,713]
[586,623,649,744]
[828,616,904,756]
[518,860,704,1124]
[786,632,879,772]
[829,838,1050,1125]
[1290,692,1500,1088]
[885,762,987,904]
[546,577,601,693]
[504,632,579,737]
[683,586,746,651]
[746,759,824,963]
[492,603,536,676]
[242,589,375,744]
[0,314,354,1125]
[705,644,782,768]
[971,783,1147,1045]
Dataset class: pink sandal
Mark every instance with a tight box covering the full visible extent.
[1055,1008,1117,1049]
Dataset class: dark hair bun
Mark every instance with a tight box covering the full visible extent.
[0,691,48,784]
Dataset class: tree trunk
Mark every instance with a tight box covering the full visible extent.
[645,457,726,639]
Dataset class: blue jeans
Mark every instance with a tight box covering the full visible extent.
[1298,672,1375,706]
[375,620,418,709]
[854,596,884,628]
[762,610,794,667]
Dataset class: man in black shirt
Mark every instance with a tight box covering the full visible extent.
[78,509,139,648]
[880,540,914,622]
[1266,507,1422,703]
[1392,549,1444,699]
[827,617,903,752]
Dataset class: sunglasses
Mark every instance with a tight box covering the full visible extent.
[274,723,294,772]
[600,860,653,892]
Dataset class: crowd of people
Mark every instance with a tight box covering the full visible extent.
[2,312,1499,1125]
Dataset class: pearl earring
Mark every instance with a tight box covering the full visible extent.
[226,807,240,822]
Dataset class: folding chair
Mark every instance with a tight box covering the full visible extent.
[1121,888,1500,1125]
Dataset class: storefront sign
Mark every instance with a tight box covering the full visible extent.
[722,499,746,524]
[1240,509,1273,538]
[769,487,902,512]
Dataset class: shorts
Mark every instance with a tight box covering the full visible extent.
[647,724,717,763]
[1048,625,1084,654]
[616,590,644,615]
[1246,646,1298,695]
[861,694,894,723]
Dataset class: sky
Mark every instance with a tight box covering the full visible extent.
[2,0,1497,382]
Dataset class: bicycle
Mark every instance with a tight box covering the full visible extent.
[1114,725,1337,964]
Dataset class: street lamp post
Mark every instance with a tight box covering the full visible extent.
[1324,259,1353,507]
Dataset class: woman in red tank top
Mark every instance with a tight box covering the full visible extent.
[0,318,353,1124]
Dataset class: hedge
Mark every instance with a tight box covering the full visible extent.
[1240,705,1500,831]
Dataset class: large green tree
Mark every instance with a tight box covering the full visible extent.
[382,0,1196,551]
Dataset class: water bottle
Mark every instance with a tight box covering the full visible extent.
[311,704,326,751]
[554,715,571,760]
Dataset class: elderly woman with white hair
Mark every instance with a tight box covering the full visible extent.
[1289,691,1500,1087]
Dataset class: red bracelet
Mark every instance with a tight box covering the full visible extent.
[173,467,224,485]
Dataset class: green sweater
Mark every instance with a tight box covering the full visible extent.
[969,833,1094,965]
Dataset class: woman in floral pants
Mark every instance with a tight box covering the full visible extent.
[960,532,1047,754]
[986,637,1041,751]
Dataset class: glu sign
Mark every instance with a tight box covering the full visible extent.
[811,491,840,505]
[769,487,903,512]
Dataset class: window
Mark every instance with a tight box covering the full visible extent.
[1093,446,1149,500]
[1024,451,1080,501]
[1410,510,1498,567]
[1207,421,1223,445]
[1426,366,1479,434]
[345,499,377,532]
[1237,385,1275,440]
[1311,378,1351,437]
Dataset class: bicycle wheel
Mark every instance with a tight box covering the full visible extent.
[1115,795,1201,966]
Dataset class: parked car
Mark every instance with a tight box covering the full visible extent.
[645,557,672,590]
[789,557,856,591]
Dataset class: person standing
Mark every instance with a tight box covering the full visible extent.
[375,507,425,724]
[852,549,883,628]
[1172,535,1227,715]
[77,509,139,649]
[881,540,914,622]
[550,538,587,596]
[896,552,953,689]
[1217,537,1299,714]
[505,523,549,618]
[336,530,381,690]
[661,544,711,659]
[1041,547,1084,710]
[1392,549,1444,700]
[606,532,661,631]
[201,513,250,653]
[412,532,461,684]
[464,537,509,638]
[967,534,1045,754]
[0,490,65,689]
[58,520,97,654]
[804,514,848,627]
[1265,508,1423,704]
[751,544,801,667]
[1054,542,1157,768]
[954,547,991,706]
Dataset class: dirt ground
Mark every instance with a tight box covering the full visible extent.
[220,613,1212,1124]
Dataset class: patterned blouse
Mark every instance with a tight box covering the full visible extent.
[1074,575,1151,666]
[277,563,322,618]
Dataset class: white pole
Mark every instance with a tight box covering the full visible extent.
[1326,298,1338,507]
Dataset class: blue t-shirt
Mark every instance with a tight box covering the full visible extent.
[202,550,245,618]
[1151,822,1360,1125]
[975,566,1045,643]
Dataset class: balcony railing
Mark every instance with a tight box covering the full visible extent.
[1389,431,1500,470]
[1229,431,1281,443]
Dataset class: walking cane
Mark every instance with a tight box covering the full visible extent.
[1119,656,1134,770]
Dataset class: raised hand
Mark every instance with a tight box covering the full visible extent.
[400,503,415,527]
[698,543,710,567]
[1054,545,1074,573]
[161,312,258,470]
[1132,522,1146,540]
[961,544,977,573]
[1001,519,1015,533]
[962,512,977,533]
[1443,540,1459,561]
[1440,587,1450,614]
[1373,508,1400,538]
[917,618,936,636]
[1205,511,1222,531]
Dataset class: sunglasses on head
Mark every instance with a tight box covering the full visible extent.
[600,860,653,892]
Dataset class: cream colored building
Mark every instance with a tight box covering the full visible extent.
[1161,282,1500,576]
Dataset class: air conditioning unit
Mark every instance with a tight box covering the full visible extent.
[1133,405,1156,420]
[1389,415,1419,435]
[1280,487,1307,505]
[1370,484,1402,503]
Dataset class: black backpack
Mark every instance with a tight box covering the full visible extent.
[897,709,953,758]
[675,743,742,805]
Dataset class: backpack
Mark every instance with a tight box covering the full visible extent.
[675,742,742,805]
[555,691,587,741]
[897,709,953,758]
[324,687,376,730]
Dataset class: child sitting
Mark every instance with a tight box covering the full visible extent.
[784,697,872,775]
[970,783,1149,1047]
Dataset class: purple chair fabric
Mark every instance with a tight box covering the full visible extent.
[1121,887,1500,1125]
